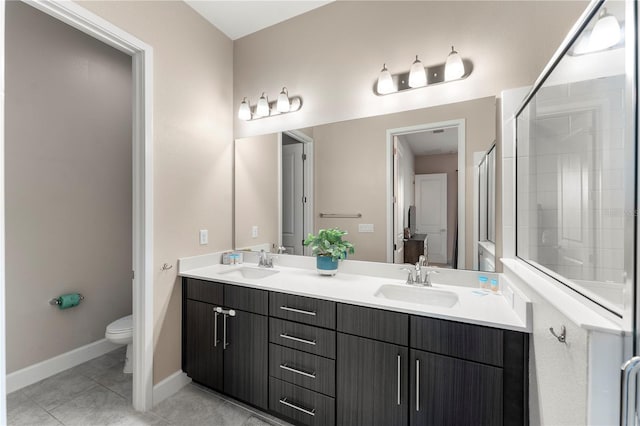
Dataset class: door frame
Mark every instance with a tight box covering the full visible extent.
[280,130,314,256]
[1,0,155,415]
[386,119,465,268]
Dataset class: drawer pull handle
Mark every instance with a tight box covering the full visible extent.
[279,333,317,346]
[279,397,316,417]
[280,306,317,316]
[416,359,420,412]
[397,354,401,406]
[280,363,317,379]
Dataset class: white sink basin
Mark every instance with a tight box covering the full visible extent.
[219,267,280,280]
[374,284,459,308]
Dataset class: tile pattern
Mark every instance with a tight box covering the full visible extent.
[8,347,291,426]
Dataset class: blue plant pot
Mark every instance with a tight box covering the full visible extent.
[316,255,338,276]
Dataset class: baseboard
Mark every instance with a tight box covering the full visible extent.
[6,338,122,393]
[153,370,191,406]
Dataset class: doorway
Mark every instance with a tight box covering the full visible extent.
[387,120,465,268]
[280,130,313,255]
[0,0,154,416]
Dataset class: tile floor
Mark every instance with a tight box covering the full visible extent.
[7,347,292,426]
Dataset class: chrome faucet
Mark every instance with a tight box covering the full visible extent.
[258,249,274,268]
[403,259,436,287]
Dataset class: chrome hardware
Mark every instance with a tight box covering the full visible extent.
[223,312,228,348]
[319,212,361,218]
[397,354,401,405]
[279,333,316,346]
[280,306,317,316]
[277,246,287,254]
[402,268,415,285]
[258,249,274,268]
[549,325,566,343]
[279,398,316,416]
[215,307,236,349]
[279,363,316,379]
[161,263,173,271]
[213,310,219,347]
[416,359,420,411]
[621,356,640,426]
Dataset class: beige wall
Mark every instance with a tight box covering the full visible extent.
[415,154,458,265]
[234,135,279,250]
[5,2,132,372]
[233,1,587,139]
[313,98,495,266]
[78,1,234,384]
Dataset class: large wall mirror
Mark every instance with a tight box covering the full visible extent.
[234,97,498,271]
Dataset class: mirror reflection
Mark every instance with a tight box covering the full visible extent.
[234,97,497,271]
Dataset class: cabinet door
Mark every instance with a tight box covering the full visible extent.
[336,333,408,426]
[410,349,503,426]
[183,300,223,392]
[224,310,268,410]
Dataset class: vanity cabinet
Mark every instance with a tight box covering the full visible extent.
[182,278,269,410]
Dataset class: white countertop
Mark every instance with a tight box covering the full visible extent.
[179,254,531,333]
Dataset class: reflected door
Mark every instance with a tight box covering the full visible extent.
[282,142,304,254]
[415,173,447,264]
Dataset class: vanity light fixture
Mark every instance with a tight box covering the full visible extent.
[374,47,471,96]
[408,55,427,88]
[588,7,621,51]
[276,87,291,113]
[376,64,394,94]
[256,92,270,117]
[444,46,465,81]
[238,97,252,121]
[237,89,303,121]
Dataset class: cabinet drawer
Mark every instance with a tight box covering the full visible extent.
[270,318,336,359]
[224,284,268,315]
[269,344,335,397]
[270,292,336,329]
[184,278,223,305]
[337,303,408,345]
[411,316,503,367]
[269,377,335,426]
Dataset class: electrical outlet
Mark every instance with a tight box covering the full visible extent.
[358,223,374,233]
[199,229,208,245]
[252,225,259,238]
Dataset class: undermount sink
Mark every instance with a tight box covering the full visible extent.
[219,266,280,280]
[374,284,459,308]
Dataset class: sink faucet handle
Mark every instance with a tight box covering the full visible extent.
[401,267,415,285]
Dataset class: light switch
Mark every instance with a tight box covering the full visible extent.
[252,225,259,238]
[199,229,208,245]
[358,224,374,233]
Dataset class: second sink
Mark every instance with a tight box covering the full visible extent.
[219,266,280,280]
[374,284,459,308]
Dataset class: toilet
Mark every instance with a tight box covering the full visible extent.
[105,314,133,374]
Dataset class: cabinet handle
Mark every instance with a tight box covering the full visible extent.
[397,354,401,406]
[223,311,228,349]
[279,333,316,346]
[416,359,420,412]
[280,363,316,379]
[213,310,219,347]
[280,306,317,316]
[279,397,316,417]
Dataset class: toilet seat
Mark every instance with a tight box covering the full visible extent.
[106,315,133,337]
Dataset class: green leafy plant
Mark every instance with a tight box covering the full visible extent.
[303,228,355,261]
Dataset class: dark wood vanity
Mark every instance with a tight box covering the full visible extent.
[404,233,428,264]
[182,277,529,426]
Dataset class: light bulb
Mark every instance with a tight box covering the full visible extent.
[238,97,251,121]
[444,46,465,81]
[377,64,394,94]
[256,93,270,117]
[408,55,427,88]
[277,87,290,113]
[589,8,621,52]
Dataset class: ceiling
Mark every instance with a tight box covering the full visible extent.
[184,1,333,40]
[398,127,459,156]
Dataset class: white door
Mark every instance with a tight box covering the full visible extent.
[282,142,304,254]
[393,138,405,263]
[415,173,447,264]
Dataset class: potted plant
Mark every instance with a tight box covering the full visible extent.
[303,228,355,276]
